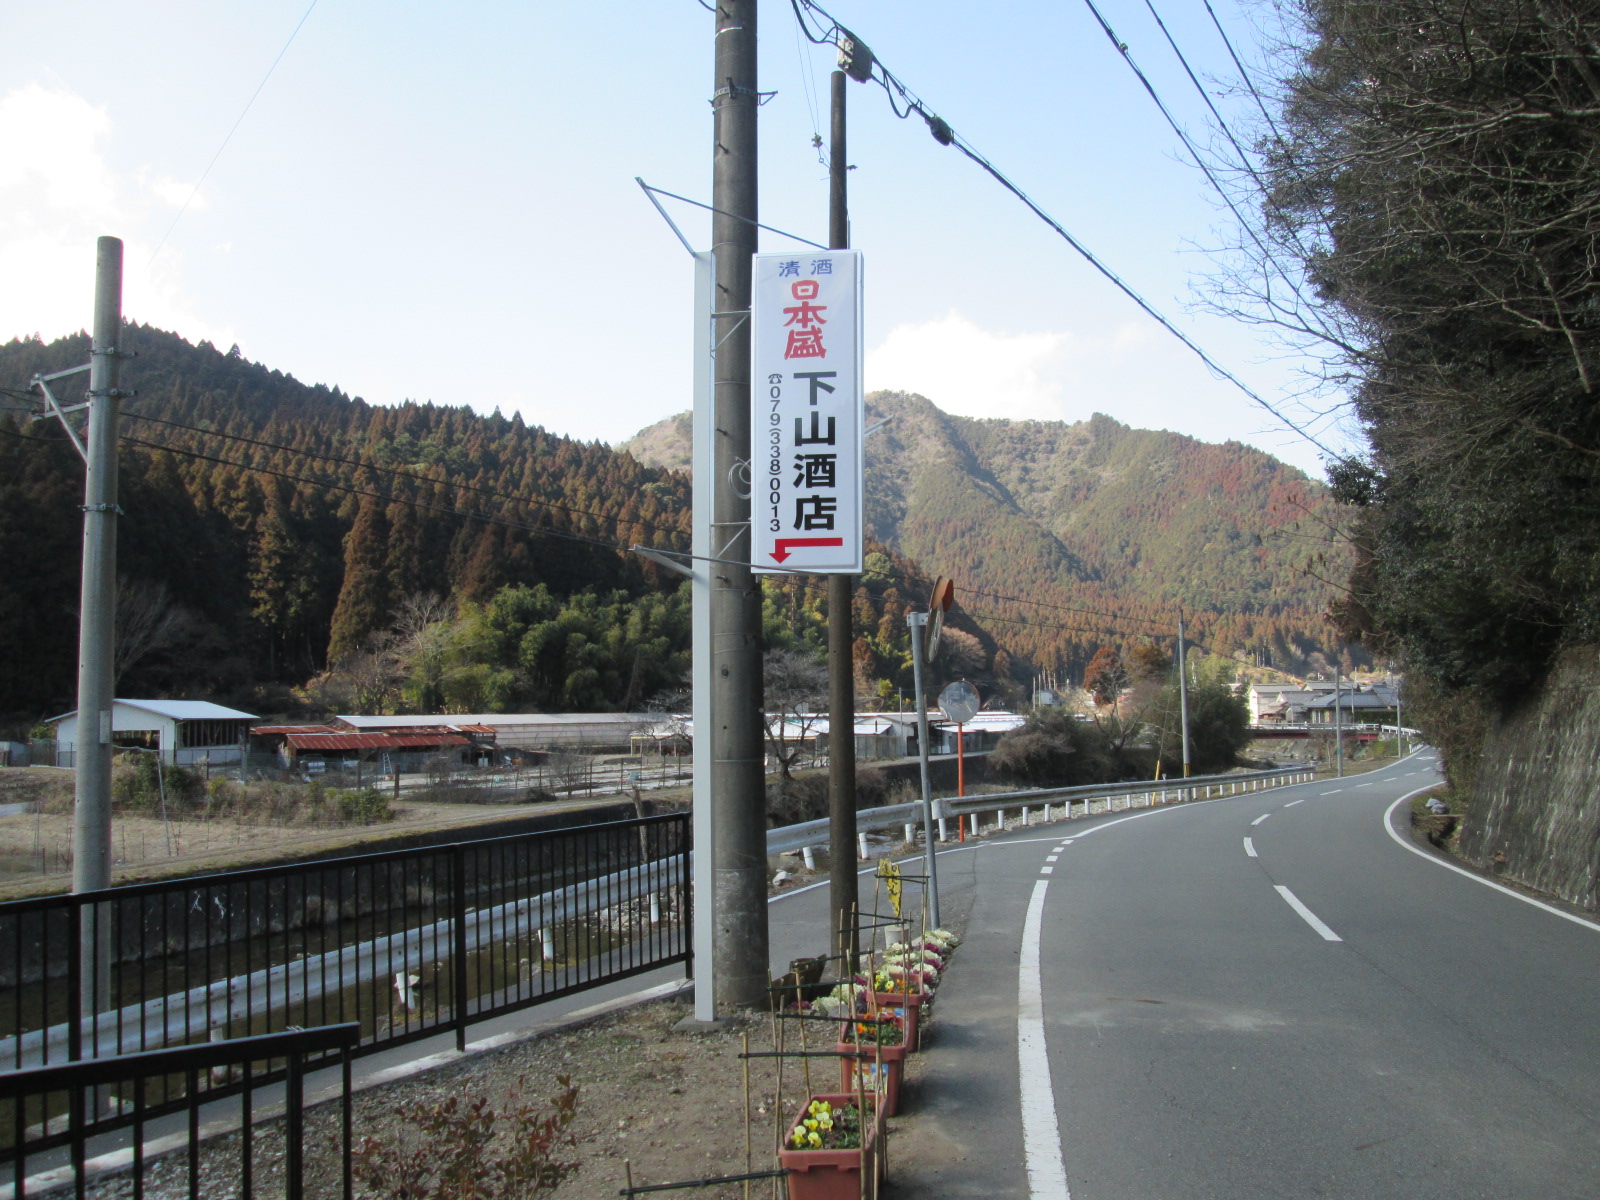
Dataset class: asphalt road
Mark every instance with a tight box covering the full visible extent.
[880,753,1600,1199]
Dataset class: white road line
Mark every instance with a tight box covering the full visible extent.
[1251,814,1270,826]
[1324,788,1344,794]
[1382,792,1600,934]
[1283,798,1305,808]
[1274,885,1342,941]
[1039,865,1054,875]
[1243,837,1258,858]
[1045,855,1059,862]
[1019,880,1071,1199]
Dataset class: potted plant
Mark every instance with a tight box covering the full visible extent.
[867,968,929,1051]
[836,1013,909,1116]
[779,1094,882,1200]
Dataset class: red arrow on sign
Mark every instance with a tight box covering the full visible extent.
[770,537,844,563]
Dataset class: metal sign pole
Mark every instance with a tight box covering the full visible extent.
[690,251,717,1021]
[906,612,940,928]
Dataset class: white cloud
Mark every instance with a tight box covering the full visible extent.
[865,310,1166,424]
[0,83,232,349]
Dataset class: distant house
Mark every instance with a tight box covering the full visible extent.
[1249,681,1336,724]
[1303,689,1396,725]
[47,699,258,768]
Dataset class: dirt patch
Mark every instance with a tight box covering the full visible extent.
[80,982,955,1200]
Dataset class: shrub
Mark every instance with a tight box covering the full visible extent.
[352,1076,580,1199]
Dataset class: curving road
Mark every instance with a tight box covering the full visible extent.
[882,752,1600,1198]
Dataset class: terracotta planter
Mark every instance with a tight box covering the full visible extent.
[779,1093,881,1200]
[870,989,930,1050]
[836,1038,908,1116]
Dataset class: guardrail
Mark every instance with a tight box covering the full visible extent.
[1,1022,360,1200]
[767,765,1315,856]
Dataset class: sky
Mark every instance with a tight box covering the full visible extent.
[0,0,1351,477]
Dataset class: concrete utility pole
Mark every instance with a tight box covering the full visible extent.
[76,236,124,1014]
[1395,681,1405,757]
[709,0,769,1010]
[73,238,125,894]
[826,67,859,967]
[1176,611,1192,778]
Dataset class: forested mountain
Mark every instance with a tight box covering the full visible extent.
[0,326,693,717]
[0,326,1342,724]
[624,391,1352,680]
[0,327,989,722]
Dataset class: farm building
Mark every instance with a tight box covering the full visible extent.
[47,700,258,768]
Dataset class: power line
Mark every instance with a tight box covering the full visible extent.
[148,0,322,267]
[784,0,1336,459]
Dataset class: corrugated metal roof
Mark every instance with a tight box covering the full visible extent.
[285,731,471,752]
[335,712,657,729]
[251,724,341,736]
[49,699,259,724]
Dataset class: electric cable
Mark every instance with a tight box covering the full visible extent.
[784,0,1337,459]
[147,0,322,267]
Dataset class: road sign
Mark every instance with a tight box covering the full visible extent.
[939,681,980,725]
[750,249,864,574]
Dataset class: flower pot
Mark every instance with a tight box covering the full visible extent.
[837,1039,908,1116]
[780,1093,881,1200]
[870,990,929,1051]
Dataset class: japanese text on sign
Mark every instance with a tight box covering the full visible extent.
[750,251,863,574]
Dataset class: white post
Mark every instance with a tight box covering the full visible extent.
[857,832,869,860]
[801,845,816,871]
[904,823,915,845]
[650,894,661,925]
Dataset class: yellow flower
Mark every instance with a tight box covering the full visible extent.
[803,1118,818,1131]
[791,1128,808,1148]
[808,1099,831,1116]
[807,1132,823,1148]
[816,1114,834,1130]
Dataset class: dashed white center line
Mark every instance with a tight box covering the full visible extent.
[1324,788,1344,794]
[1251,814,1270,826]
[1243,837,1258,858]
[1283,799,1305,807]
[1274,885,1342,941]
[1045,855,1059,863]
[1039,865,1054,874]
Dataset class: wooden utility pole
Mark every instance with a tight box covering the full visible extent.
[826,67,859,968]
[709,0,769,1010]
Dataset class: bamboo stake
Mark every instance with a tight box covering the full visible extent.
[742,1032,752,1200]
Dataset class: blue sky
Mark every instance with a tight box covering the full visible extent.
[0,1,1347,476]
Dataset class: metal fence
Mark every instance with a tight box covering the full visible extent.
[1,1022,359,1200]
[0,811,690,1147]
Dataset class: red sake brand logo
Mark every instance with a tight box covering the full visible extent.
[782,278,829,359]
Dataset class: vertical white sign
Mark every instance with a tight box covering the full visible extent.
[750,249,864,574]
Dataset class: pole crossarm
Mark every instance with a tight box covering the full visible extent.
[29,375,90,464]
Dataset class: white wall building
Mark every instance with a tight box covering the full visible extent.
[48,699,258,767]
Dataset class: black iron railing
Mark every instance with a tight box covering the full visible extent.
[0,812,690,1169]
[1,1021,360,1200]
